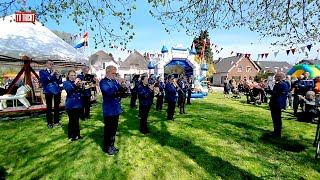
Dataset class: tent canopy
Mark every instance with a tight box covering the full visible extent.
[0,15,88,65]
[287,64,320,78]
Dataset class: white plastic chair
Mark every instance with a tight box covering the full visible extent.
[0,85,32,110]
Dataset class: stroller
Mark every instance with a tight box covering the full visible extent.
[246,85,264,105]
[231,87,241,98]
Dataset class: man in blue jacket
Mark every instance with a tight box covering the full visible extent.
[138,75,154,134]
[100,65,126,156]
[269,72,289,138]
[39,60,62,129]
[130,74,140,109]
[77,66,95,120]
[165,74,178,120]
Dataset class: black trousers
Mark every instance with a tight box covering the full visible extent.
[293,95,304,114]
[156,94,163,111]
[177,91,183,107]
[270,108,282,137]
[45,93,61,125]
[187,89,191,104]
[167,100,176,120]
[130,92,138,108]
[140,104,151,133]
[104,115,119,149]
[81,96,91,118]
[67,108,81,139]
[179,92,186,113]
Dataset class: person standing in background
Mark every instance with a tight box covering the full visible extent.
[186,75,193,105]
[165,74,178,120]
[178,75,188,114]
[268,72,289,138]
[154,76,164,111]
[138,75,154,134]
[39,60,62,129]
[77,66,95,120]
[130,74,140,109]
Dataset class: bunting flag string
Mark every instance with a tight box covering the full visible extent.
[224,43,316,59]
[307,44,312,51]
[110,42,317,60]
[110,43,164,58]
[286,50,290,55]
[70,32,83,41]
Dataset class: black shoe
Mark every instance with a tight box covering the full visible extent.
[104,147,117,156]
[187,103,191,105]
[47,124,53,129]
[69,138,76,142]
[111,146,119,152]
[80,117,85,121]
[183,112,187,114]
[140,129,150,134]
[54,123,61,127]
[76,136,83,140]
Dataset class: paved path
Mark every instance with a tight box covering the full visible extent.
[210,86,223,92]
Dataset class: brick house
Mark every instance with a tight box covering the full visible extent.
[212,56,260,86]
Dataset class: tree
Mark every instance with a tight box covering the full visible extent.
[2,1,319,47]
[148,0,320,46]
[207,63,216,77]
[51,30,74,45]
[192,30,213,63]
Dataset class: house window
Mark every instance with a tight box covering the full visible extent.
[238,66,242,72]
[102,62,106,69]
[246,66,252,72]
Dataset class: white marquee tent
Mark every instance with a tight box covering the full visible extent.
[0,14,88,64]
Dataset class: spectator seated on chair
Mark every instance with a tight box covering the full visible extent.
[0,85,32,110]
[298,91,317,123]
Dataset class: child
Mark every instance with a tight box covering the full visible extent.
[63,70,83,141]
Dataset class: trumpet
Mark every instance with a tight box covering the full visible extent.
[82,81,93,89]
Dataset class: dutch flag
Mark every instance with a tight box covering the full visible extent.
[74,32,88,49]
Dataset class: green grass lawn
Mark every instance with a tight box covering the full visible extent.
[1,93,320,179]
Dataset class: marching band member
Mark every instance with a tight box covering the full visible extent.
[154,76,164,111]
[39,60,62,129]
[165,74,178,120]
[77,66,95,120]
[177,75,188,114]
[186,75,193,105]
[177,74,184,107]
[130,74,140,108]
[100,65,126,156]
[138,75,154,134]
[63,70,83,142]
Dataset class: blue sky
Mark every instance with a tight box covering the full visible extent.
[5,0,320,64]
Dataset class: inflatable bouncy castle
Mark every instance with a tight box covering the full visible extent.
[147,44,208,98]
